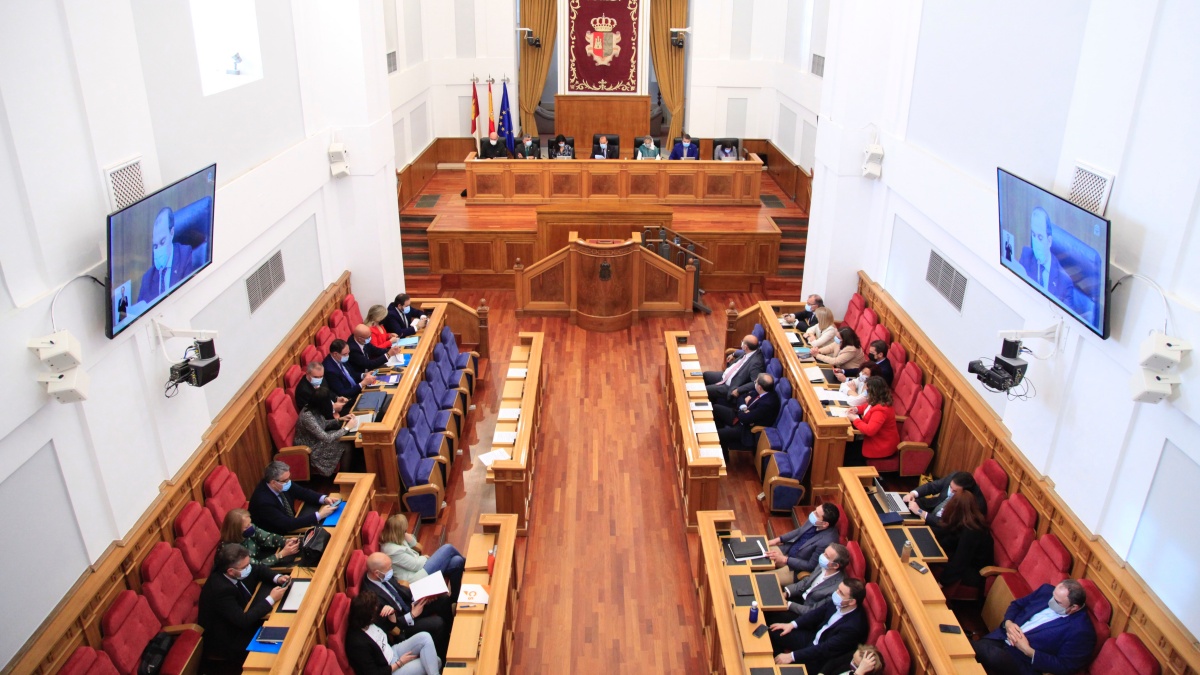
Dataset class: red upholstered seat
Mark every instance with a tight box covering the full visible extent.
[999,533,1071,599]
[300,345,322,370]
[172,501,219,579]
[887,342,907,376]
[360,511,384,555]
[1086,633,1161,675]
[304,644,345,675]
[346,550,367,598]
[283,364,304,402]
[974,459,1008,525]
[1080,578,1113,657]
[266,387,311,480]
[342,294,364,328]
[855,307,879,349]
[202,465,246,525]
[868,383,942,476]
[891,362,923,417]
[846,540,865,580]
[60,646,120,675]
[864,582,887,646]
[868,322,892,348]
[875,629,911,675]
[100,591,201,675]
[840,293,865,330]
[325,592,352,673]
[329,309,351,342]
[315,327,335,357]
[140,542,200,625]
[987,494,1038,592]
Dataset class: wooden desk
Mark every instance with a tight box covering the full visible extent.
[243,473,375,673]
[445,514,519,675]
[696,512,810,675]
[465,153,763,205]
[486,333,544,534]
[838,467,984,675]
[664,331,726,532]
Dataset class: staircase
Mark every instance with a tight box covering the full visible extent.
[399,215,442,294]
[763,216,808,299]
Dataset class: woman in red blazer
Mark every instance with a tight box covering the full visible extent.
[845,376,899,465]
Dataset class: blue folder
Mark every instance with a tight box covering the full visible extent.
[321,501,347,527]
[396,336,420,347]
[246,627,285,654]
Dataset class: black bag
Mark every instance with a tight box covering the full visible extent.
[300,526,331,566]
[137,631,176,675]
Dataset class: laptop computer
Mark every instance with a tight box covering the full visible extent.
[872,476,911,516]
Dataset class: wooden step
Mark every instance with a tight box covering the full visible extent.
[403,274,443,295]
[763,276,803,300]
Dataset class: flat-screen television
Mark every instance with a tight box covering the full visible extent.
[106,164,216,338]
[997,168,1110,338]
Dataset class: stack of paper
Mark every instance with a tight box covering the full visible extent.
[804,366,825,383]
[698,445,724,459]
[677,345,698,355]
[478,449,511,467]
[507,367,528,379]
[409,571,449,601]
[498,408,521,421]
[693,421,718,434]
[685,382,707,392]
[680,360,702,371]
[786,332,801,344]
[818,389,848,403]
[827,407,850,418]
[492,431,518,445]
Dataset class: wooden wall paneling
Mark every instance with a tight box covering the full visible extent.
[438,137,480,164]
[554,95,651,157]
[534,204,672,260]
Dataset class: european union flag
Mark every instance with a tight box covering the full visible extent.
[498,83,515,155]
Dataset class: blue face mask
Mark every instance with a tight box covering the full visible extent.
[153,241,171,270]
[280,480,292,492]
[805,304,814,312]
[818,553,830,569]
[832,591,844,609]
[310,377,323,387]
[808,511,819,526]
[242,525,256,538]
[834,336,842,345]
[340,355,349,363]
[382,569,393,583]
[403,306,411,315]
[682,141,690,147]
[238,564,253,580]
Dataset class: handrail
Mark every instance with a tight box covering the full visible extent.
[642,225,706,250]
[643,238,714,264]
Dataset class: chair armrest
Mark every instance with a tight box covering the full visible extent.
[402,484,443,499]
[751,425,766,433]
[466,350,480,358]
[163,624,204,635]
[765,477,806,512]
[894,414,908,423]
[897,441,929,452]
[979,566,1017,577]
[277,445,311,456]
[431,455,449,465]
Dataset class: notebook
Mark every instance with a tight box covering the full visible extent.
[680,360,702,371]
[492,431,517,445]
[804,367,825,383]
[729,539,767,561]
[507,367,528,379]
[257,627,289,644]
[685,382,706,392]
[478,449,511,467]
[395,336,420,347]
[498,408,521,421]
[677,345,698,355]
[785,332,801,344]
[692,421,718,434]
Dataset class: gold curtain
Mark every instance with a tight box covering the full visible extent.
[650,0,688,144]
[518,0,557,137]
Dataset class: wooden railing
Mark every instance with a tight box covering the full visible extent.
[742,139,812,212]
[488,333,544,534]
[664,331,725,531]
[853,270,1200,675]
[446,514,520,675]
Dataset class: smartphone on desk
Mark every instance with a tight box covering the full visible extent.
[753,624,770,638]
[939,624,962,634]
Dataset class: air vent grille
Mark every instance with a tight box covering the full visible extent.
[811,53,825,77]
[105,159,145,212]
[925,250,967,312]
[386,51,398,73]
[1069,162,1114,216]
[246,250,285,313]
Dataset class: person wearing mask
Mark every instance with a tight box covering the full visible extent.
[383,294,428,339]
[360,552,454,660]
[635,135,661,159]
[844,377,899,466]
[933,491,994,592]
[764,543,850,626]
[478,131,508,159]
[137,207,197,305]
[344,592,441,675]
[549,134,574,159]
[668,133,700,160]
[766,503,842,585]
[716,143,739,160]
[836,365,873,408]
[973,580,1096,675]
[714,373,780,455]
[294,398,355,477]
[248,461,339,534]
[903,471,987,527]
[349,324,401,380]
[324,339,377,401]
[198,543,291,672]
[379,514,466,600]
[219,508,300,568]
[783,294,825,329]
[814,327,867,370]
[295,361,347,421]
[864,340,894,387]
[817,644,885,675]
[702,334,766,406]
[804,307,838,350]
[591,135,619,159]
[366,305,399,348]
[514,133,540,159]
[769,579,870,669]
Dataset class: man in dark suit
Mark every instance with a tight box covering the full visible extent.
[668,133,700,160]
[294,361,345,421]
[769,579,870,669]
[323,339,376,401]
[382,294,427,338]
[478,131,508,159]
[702,335,766,406]
[903,471,987,528]
[137,207,196,304]
[784,294,825,328]
[248,461,338,535]
[863,340,893,386]
[1018,207,1079,311]
[198,543,290,672]
[715,373,781,453]
[767,503,842,585]
[764,543,850,626]
[349,324,400,381]
[514,133,540,159]
[591,135,619,159]
[973,580,1096,675]
[361,552,454,659]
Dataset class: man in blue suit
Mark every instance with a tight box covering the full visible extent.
[137,207,196,304]
[323,339,376,400]
[1017,207,1080,312]
[973,580,1096,675]
[767,503,842,585]
[668,133,700,160]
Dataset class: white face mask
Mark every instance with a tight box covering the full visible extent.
[489,140,497,145]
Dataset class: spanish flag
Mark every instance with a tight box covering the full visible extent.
[487,81,496,134]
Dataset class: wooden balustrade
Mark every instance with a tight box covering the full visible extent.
[664,331,726,532]
[487,333,544,534]
[446,514,520,675]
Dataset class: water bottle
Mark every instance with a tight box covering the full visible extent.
[487,546,497,575]
[749,600,759,623]
[900,540,913,564]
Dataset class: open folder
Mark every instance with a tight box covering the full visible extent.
[409,571,449,601]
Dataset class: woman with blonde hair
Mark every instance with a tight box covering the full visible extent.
[380,514,466,598]
[365,304,398,349]
[218,508,299,567]
[804,306,838,350]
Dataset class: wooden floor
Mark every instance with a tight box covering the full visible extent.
[419,290,790,673]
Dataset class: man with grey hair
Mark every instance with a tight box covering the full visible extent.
[784,293,825,329]
[294,361,346,421]
[974,579,1096,675]
[248,460,339,535]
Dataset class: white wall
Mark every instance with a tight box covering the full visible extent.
[804,0,1200,636]
[0,0,403,663]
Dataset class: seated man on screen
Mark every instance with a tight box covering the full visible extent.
[294,361,347,421]
[478,131,508,159]
[973,579,1096,675]
[1018,207,1079,310]
[248,460,339,535]
[591,135,619,159]
[136,206,196,304]
[514,133,540,159]
[669,133,700,160]
[198,543,291,672]
[636,136,661,160]
[324,339,377,402]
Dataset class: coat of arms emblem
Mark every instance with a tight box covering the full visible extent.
[584,14,621,66]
